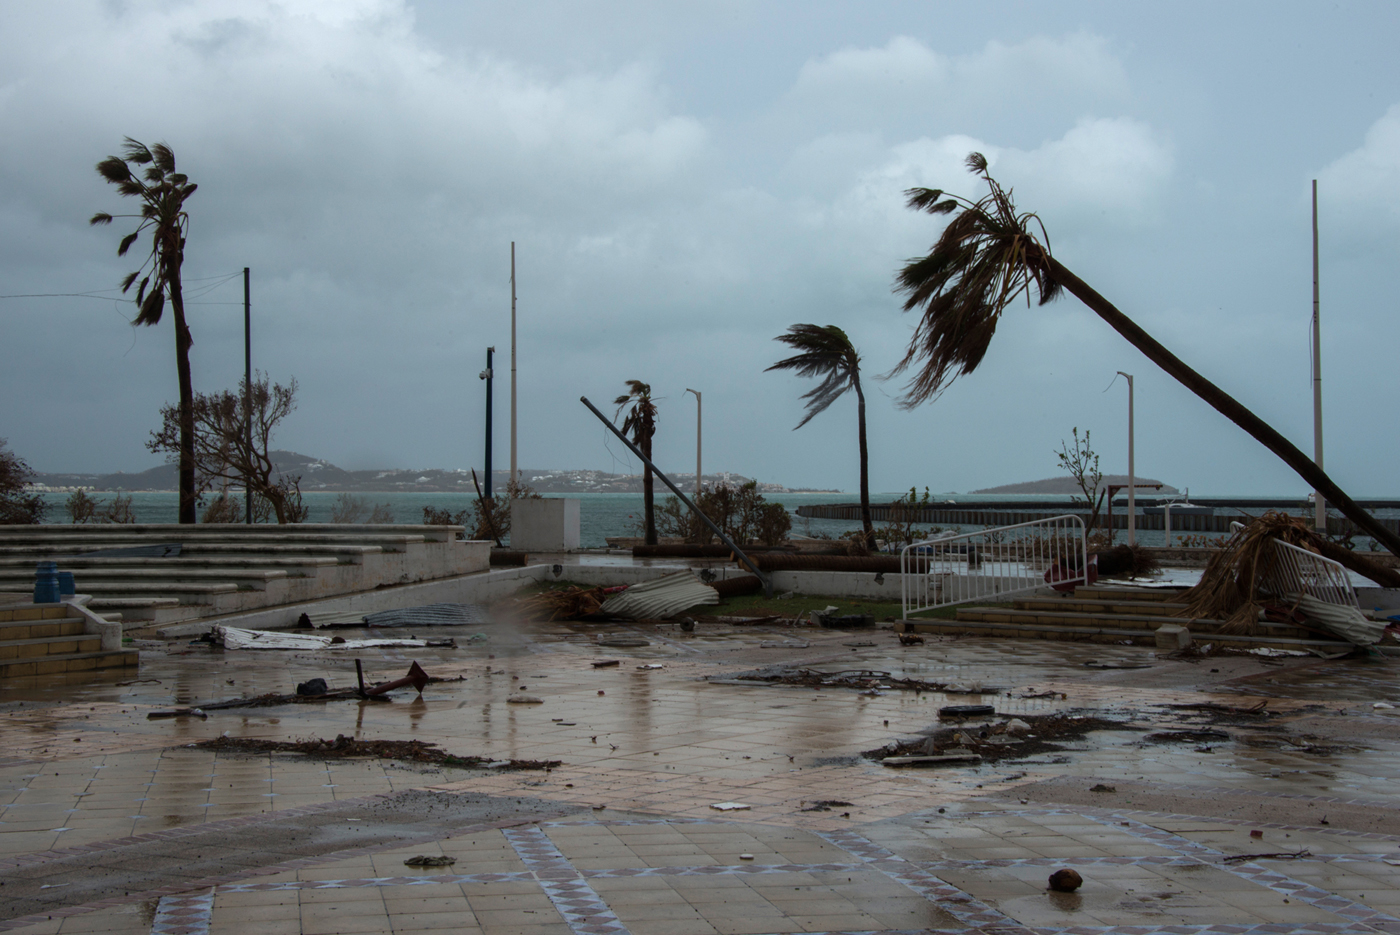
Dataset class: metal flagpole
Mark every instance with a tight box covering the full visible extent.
[1312,180,1325,534]
[243,267,252,525]
[510,243,518,486]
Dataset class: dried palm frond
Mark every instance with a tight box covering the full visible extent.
[1176,512,1319,634]
[515,586,607,621]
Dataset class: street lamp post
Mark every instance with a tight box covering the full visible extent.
[684,388,701,497]
[1117,371,1135,546]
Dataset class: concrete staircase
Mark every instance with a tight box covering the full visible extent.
[898,584,1357,653]
[0,601,137,679]
[0,525,490,630]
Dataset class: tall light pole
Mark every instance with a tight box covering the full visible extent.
[243,267,252,525]
[684,388,701,496]
[1117,371,1135,546]
[509,243,518,485]
[1312,180,1325,534]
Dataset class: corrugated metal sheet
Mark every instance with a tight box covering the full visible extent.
[215,626,438,651]
[600,571,719,620]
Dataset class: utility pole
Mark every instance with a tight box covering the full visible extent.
[243,267,252,525]
[1312,180,1325,534]
[1117,372,1135,547]
[510,242,518,486]
[684,388,701,496]
[480,347,495,498]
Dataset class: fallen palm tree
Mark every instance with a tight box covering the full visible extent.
[1177,512,1397,636]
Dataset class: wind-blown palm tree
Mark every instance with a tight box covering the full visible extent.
[767,324,875,549]
[91,138,199,523]
[615,380,659,546]
[893,151,1400,558]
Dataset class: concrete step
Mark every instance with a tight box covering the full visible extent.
[85,597,201,625]
[1076,585,1187,602]
[0,648,139,678]
[0,568,284,587]
[898,617,1353,653]
[0,616,88,640]
[0,555,338,571]
[1015,598,1188,616]
[0,633,103,659]
[0,544,378,561]
[0,531,427,551]
[0,522,459,543]
[955,606,1316,641]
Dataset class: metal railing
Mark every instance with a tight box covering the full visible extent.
[901,514,1087,617]
[1259,538,1359,608]
[1227,520,1358,608]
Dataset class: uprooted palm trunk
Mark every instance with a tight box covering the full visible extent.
[1177,512,1400,634]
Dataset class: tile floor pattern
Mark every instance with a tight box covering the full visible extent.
[6,804,1400,935]
[5,622,1400,933]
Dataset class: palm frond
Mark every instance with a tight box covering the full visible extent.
[890,151,1061,408]
[89,212,113,226]
[766,324,860,429]
[95,157,129,184]
[134,288,164,327]
[117,231,139,257]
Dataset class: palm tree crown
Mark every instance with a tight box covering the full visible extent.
[766,324,863,429]
[90,138,197,328]
[615,380,659,546]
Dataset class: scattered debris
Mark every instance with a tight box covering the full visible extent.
[518,585,615,621]
[190,734,561,769]
[362,604,485,628]
[591,660,621,668]
[598,638,650,647]
[866,714,1128,765]
[843,641,877,648]
[710,802,751,811]
[296,678,329,697]
[897,633,925,645]
[800,800,853,812]
[882,753,982,767]
[1083,660,1153,669]
[508,694,544,704]
[760,640,810,649]
[364,661,430,697]
[719,666,996,694]
[637,664,665,670]
[1089,784,1116,793]
[1223,850,1311,863]
[600,571,719,620]
[146,708,206,720]
[1048,869,1083,892]
[940,704,996,718]
[738,853,755,860]
[1147,729,1232,744]
[404,855,456,867]
[215,626,453,651]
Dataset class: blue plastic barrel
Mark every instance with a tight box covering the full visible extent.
[34,562,60,604]
[58,571,76,598]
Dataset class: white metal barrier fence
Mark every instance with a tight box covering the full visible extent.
[1228,521,1359,609]
[901,514,1087,618]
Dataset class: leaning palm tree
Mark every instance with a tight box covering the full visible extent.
[615,380,659,546]
[893,151,1400,558]
[91,139,199,523]
[767,325,875,549]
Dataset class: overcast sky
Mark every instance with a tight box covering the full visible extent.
[2,0,1397,496]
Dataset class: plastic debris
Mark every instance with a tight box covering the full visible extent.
[709,802,751,811]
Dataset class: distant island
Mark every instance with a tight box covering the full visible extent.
[971,475,1178,495]
[30,452,836,495]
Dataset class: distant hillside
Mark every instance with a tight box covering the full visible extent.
[972,475,1178,495]
[31,454,813,495]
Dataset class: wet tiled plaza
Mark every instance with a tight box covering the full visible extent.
[2,614,1399,934]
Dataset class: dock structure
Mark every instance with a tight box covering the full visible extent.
[795,498,1400,536]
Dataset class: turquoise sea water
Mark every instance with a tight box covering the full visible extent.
[34,490,1384,549]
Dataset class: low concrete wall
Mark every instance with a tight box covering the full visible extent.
[163,563,1034,636]
[511,499,581,551]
